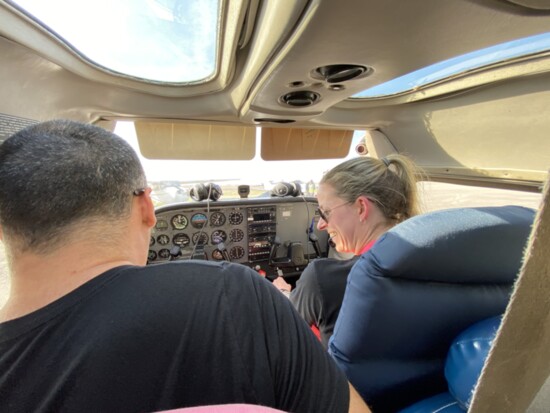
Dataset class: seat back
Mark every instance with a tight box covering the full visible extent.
[328,206,535,412]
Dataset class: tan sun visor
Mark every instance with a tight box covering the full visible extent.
[135,122,256,160]
[261,128,353,160]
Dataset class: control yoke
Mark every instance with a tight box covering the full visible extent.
[214,238,231,261]
[269,236,291,267]
[169,246,182,260]
[307,218,322,258]
[269,236,307,268]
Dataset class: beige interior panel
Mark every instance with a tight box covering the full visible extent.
[394,78,550,184]
[313,71,550,188]
[261,128,352,160]
[135,122,256,160]
[364,130,397,159]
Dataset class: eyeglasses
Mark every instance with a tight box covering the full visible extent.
[316,201,351,223]
[132,188,146,196]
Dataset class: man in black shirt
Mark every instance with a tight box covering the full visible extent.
[0,120,370,413]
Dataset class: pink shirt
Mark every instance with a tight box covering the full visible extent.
[358,240,376,255]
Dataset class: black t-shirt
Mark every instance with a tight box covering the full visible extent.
[0,261,349,413]
[290,257,360,349]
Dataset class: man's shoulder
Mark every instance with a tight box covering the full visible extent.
[135,261,273,295]
[91,262,273,326]
[132,260,257,281]
[106,261,263,302]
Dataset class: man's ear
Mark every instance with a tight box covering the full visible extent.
[139,188,157,229]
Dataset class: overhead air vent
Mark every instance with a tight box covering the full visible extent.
[254,118,296,124]
[288,81,306,88]
[280,91,320,107]
[314,64,372,83]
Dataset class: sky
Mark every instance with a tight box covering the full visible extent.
[14,0,218,82]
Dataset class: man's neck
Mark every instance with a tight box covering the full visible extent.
[0,242,138,323]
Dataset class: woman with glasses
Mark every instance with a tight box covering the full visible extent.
[273,154,422,348]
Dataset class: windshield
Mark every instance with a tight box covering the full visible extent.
[115,121,542,211]
[352,32,550,98]
[11,0,220,83]
[115,121,365,206]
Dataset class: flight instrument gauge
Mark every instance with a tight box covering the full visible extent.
[155,219,169,231]
[191,213,208,229]
[211,230,227,244]
[229,246,245,260]
[210,211,226,227]
[157,234,170,245]
[211,249,224,261]
[173,233,190,247]
[158,249,171,259]
[171,214,188,230]
[192,232,209,245]
[228,211,244,225]
[229,228,244,242]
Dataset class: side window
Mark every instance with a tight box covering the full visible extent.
[419,182,541,212]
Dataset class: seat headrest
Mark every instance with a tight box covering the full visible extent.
[367,206,535,283]
[445,316,501,410]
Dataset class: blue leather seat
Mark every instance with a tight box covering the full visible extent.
[399,316,501,413]
[328,206,535,412]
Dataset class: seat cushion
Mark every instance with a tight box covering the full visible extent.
[397,316,502,413]
[446,316,501,409]
[398,393,463,413]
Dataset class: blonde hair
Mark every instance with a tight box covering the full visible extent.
[320,154,422,223]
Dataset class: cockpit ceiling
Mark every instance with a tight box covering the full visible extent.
[0,1,550,190]
[2,0,550,106]
[242,0,550,122]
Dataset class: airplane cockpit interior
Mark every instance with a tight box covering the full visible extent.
[1,0,550,411]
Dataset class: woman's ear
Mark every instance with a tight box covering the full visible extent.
[357,196,370,222]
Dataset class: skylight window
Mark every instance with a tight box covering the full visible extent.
[352,32,550,99]
[11,0,220,83]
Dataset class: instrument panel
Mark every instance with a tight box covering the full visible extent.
[149,197,329,278]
